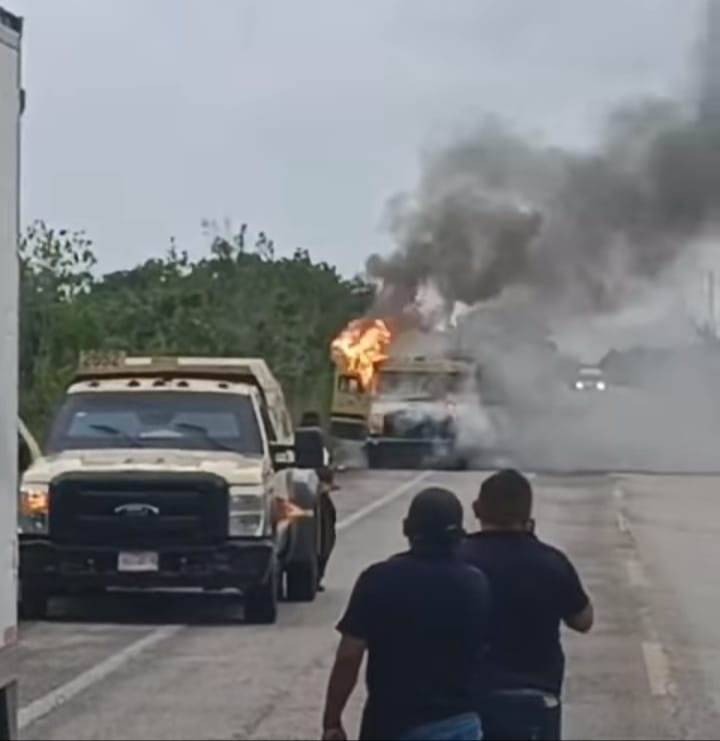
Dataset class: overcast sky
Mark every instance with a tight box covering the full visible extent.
[9,0,704,276]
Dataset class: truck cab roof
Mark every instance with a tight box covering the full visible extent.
[76,352,280,388]
[69,376,259,397]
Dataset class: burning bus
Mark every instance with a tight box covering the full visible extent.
[329,319,476,469]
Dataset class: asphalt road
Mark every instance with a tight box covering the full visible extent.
[11,470,720,740]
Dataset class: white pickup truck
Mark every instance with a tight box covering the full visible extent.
[0,6,22,738]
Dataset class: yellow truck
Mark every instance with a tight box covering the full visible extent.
[18,353,327,624]
[330,355,476,469]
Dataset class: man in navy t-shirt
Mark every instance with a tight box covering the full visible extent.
[321,488,492,741]
[459,470,593,738]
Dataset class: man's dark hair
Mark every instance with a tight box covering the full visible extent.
[404,487,465,546]
[300,411,322,427]
[476,469,533,527]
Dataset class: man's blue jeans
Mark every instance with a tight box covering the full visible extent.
[397,712,483,741]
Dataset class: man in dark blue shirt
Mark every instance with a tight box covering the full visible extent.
[322,488,492,741]
[459,470,593,739]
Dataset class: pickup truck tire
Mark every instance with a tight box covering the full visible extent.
[244,565,279,625]
[286,553,319,603]
[366,445,382,469]
[19,588,49,621]
[0,679,18,741]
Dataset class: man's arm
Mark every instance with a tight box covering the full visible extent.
[322,570,374,739]
[559,554,594,634]
[322,635,367,740]
[564,601,594,633]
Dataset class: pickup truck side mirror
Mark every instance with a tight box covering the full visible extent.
[270,443,295,471]
[18,434,32,474]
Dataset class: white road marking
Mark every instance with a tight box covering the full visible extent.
[626,559,649,588]
[613,486,625,502]
[19,471,431,730]
[337,471,433,532]
[642,641,673,697]
[617,511,630,533]
[19,625,182,730]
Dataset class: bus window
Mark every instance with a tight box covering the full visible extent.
[338,376,361,393]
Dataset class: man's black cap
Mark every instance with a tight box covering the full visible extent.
[405,487,465,543]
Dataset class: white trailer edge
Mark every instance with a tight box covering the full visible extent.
[0,6,22,740]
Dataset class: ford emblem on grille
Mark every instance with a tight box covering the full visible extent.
[114,503,160,517]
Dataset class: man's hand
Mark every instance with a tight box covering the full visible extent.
[322,635,366,741]
[322,726,347,741]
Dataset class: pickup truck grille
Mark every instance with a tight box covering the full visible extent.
[49,473,229,548]
[383,411,455,440]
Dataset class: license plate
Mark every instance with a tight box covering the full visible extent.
[118,552,159,573]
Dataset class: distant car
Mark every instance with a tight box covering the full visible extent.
[572,367,607,392]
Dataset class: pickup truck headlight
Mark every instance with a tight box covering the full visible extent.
[228,486,267,537]
[20,484,50,535]
[368,413,384,435]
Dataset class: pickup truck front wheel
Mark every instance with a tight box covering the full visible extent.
[244,565,278,625]
[286,554,319,603]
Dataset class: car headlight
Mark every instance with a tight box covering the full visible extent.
[228,486,267,537]
[19,484,50,535]
[596,381,607,391]
[368,413,384,435]
[575,381,585,390]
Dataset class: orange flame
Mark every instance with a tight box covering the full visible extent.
[331,319,392,390]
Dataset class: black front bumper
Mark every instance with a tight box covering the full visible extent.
[20,539,275,593]
[366,436,459,467]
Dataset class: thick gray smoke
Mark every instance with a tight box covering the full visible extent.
[369,6,720,317]
[359,4,720,474]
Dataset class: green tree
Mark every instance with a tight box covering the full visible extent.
[19,221,98,432]
[19,222,372,436]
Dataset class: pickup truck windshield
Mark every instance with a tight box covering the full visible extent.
[46,391,264,455]
[376,372,460,398]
